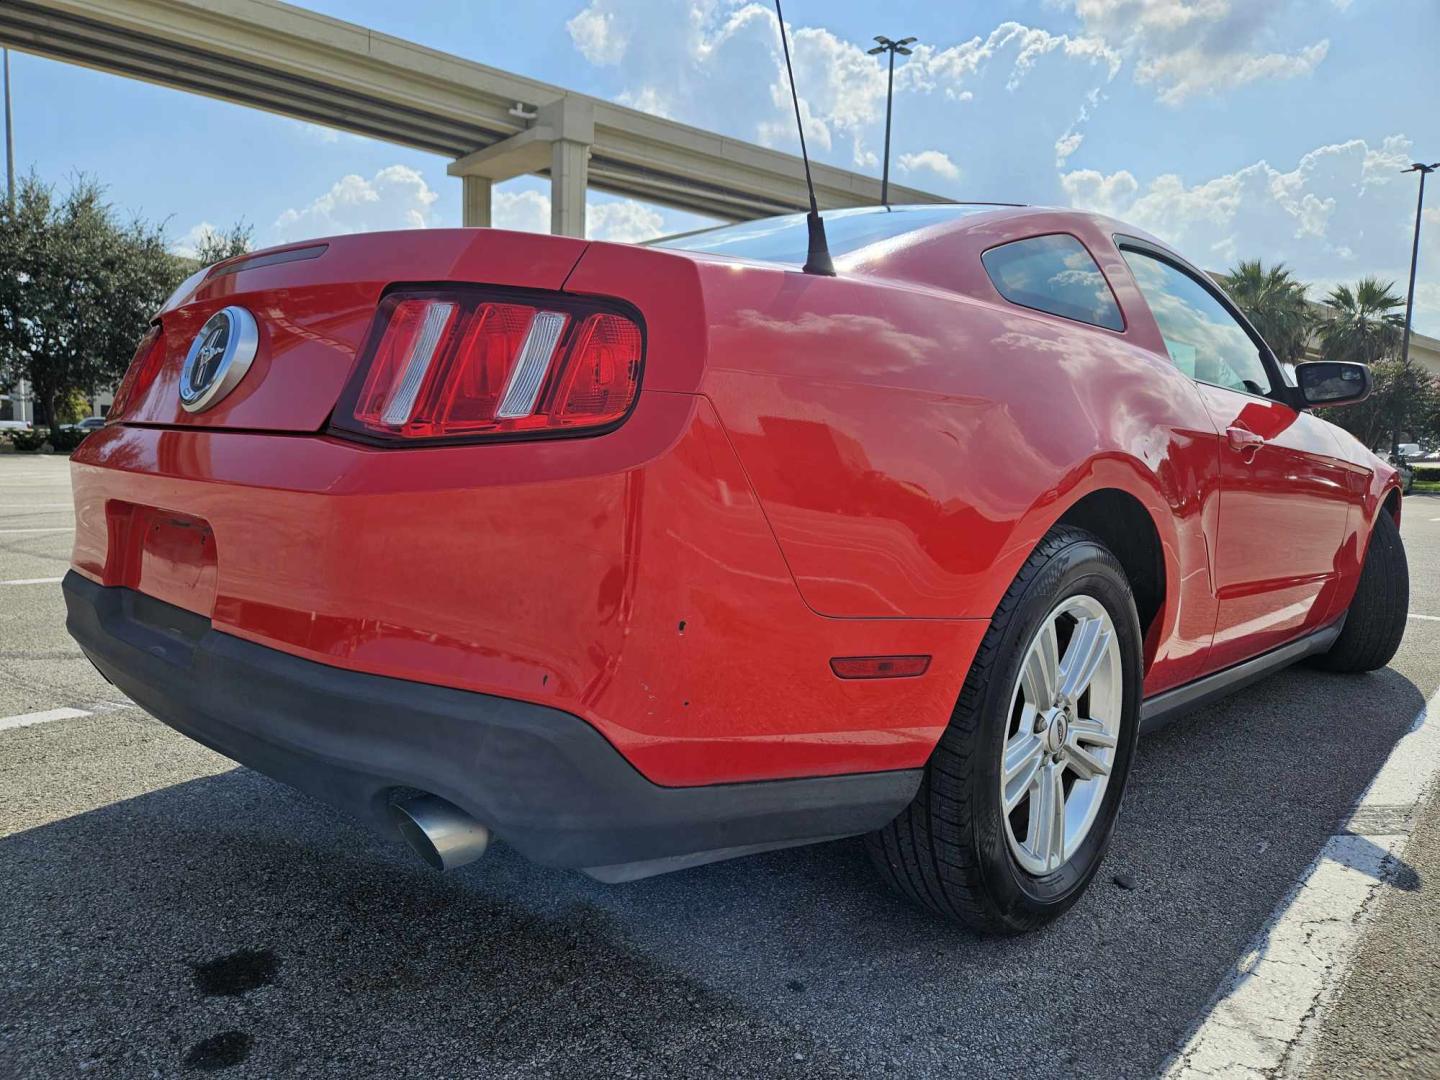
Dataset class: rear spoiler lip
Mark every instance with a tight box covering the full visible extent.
[206,243,329,280]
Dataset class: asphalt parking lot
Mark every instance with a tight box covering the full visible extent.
[2,451,1437,1079]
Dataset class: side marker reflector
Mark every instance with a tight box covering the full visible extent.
[830,655,931,680]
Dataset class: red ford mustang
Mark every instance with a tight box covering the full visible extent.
[66,205,1408,932]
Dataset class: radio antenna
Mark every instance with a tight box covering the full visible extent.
[773,0,835,276]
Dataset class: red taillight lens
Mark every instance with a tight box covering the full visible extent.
[333,290,643,444]
[108,326,165,422]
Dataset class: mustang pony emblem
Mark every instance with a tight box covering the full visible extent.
[178,306,259,413]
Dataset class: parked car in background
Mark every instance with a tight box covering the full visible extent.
[0,419,33,432]
[63,205,1407,932]
[59,417,107,432]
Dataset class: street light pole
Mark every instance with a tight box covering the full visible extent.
[3,47,13,209]
[867,35,916,208]
[1400,162,1437,374]
[1393,162,1437,457]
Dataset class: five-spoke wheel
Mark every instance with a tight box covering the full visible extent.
[867,525,1142,932]
[1000,595,1122,875]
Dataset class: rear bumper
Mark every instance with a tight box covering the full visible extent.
[67,414,987,787]
[65,572,920,876]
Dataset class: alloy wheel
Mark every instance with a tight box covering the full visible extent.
[999,594,1123,875]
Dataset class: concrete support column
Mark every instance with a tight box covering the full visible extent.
[448,96,595,238]
[462,175,492,228]
[550,138,589,238]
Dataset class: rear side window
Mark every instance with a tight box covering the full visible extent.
[981,234,1124,331]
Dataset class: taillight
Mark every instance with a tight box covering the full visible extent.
[331,289,644,444]
[107,326,165,422]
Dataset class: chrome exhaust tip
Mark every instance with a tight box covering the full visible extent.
[389,794,490,872]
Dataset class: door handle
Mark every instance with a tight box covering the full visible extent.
[1227,426,1265,456]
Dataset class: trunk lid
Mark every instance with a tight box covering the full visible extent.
[121,229,589,432]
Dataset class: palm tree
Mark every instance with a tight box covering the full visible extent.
[1222,259,1313,365]
[1318,278,1409,452]
[1318,277,1404,367]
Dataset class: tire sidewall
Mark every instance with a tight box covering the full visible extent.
[969,537,1144,921]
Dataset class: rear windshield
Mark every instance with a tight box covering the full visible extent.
[653,204,999,265]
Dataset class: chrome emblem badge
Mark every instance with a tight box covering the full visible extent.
[179,306,258,413]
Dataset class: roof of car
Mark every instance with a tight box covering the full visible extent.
[650,202,1154,269]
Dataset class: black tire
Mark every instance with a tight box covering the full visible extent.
[866,526,1144,933]
[1312,510,1408,673]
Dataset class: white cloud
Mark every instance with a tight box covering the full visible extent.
[172,221,219,259]
[587,201,666,243]
[1054,131,1084,167]
[492,188,667,244]
[911,22,1120,96]
[1137,40,1328,105]
[1066,0,1330,104]
[272,165,439,242]
[898,150,961,182]
[616,85,673,118]
[567,6,626,65]
[492,189,552,235]
[1059,167,1140,217]
[1061,135,1430,318]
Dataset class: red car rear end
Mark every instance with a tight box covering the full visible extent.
[64,225,983,883]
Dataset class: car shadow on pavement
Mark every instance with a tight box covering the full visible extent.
[0,665,1426,1080]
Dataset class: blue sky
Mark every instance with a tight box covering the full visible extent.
[6,0,1439,332]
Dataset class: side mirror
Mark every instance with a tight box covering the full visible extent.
[1293,361,1372,409]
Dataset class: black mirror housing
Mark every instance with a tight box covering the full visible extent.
[1293,361,1372,409]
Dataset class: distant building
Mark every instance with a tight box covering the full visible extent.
[1396,328,1440,378]
[0,380,32,425]
[0,380,110,426]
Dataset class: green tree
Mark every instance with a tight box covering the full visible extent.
[1317,277,1404,367]
[56,387,91,425]
[1222,259,1314,365]
[1322,357,1440,451]
[1316,278,1429,451]
[189,221,254,267]
[0,175,187,427]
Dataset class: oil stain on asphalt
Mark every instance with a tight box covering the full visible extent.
[191,949,279,997]
[183,1031,252,1071]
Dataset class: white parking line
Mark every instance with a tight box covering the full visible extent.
[0,701,135,732]
[0,707,90,731]
[0,527,73,534]
[1162,687,1440,1078]
[1409,613,1440,622]
[0,577,63,586]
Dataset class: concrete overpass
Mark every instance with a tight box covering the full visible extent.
[0,0,950,237]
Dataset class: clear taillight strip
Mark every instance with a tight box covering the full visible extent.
[496,311,568,419]
[381,301,456,426]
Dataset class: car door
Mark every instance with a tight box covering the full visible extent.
[1119,244,1352,671]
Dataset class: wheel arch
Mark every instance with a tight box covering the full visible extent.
[1052,488,1167,648]
[1381,483,1402,525]
[995,452,1190,682]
